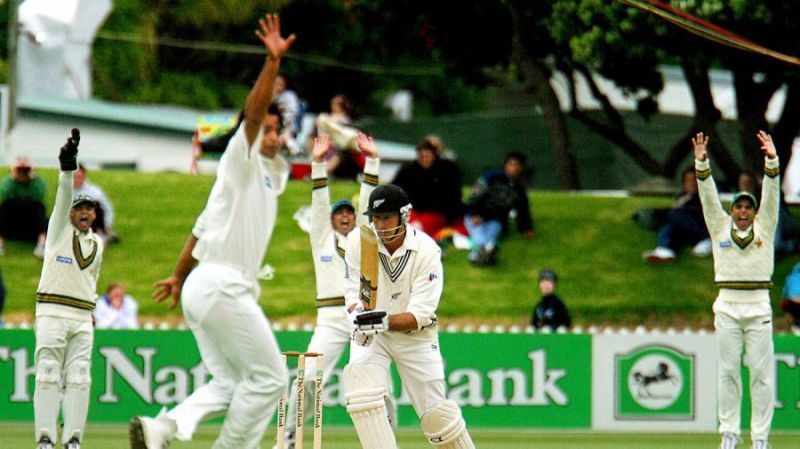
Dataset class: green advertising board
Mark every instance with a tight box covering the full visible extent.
[0,329,592,429]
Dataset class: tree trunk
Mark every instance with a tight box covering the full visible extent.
[733,69,783,172]
[772,79,800,167]
[510,7,579,190]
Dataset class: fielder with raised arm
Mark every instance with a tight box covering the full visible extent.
[693,131,777,449]
[34,129,105,449]
[278,132,398,448]
[343,184,475,449]
[129,14,295,449]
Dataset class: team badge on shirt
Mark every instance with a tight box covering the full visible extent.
[719,241,732,248]
[264,176,272,189]
[428,273,438,282]
[56,256,73,265]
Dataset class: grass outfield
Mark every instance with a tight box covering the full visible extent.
[2,423,798,449]
[2,168,799,329]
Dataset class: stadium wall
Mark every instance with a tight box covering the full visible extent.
[0,329,798,431]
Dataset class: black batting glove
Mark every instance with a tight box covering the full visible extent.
[58,128,80,171]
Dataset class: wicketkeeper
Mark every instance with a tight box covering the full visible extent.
[343,185,475,449]
[34,128,105,449]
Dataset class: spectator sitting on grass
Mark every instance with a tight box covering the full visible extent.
[0,156,48,258]
[464,151,534,266]
[74,164,119,244]
[94,283,139,329]
[531,269,571,331]
[642,168,710,264]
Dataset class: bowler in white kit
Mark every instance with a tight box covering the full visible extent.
[129,13,295,449]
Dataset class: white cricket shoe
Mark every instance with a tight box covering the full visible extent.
[64,437,81,449]
[691,238,712,257]
[129,407,176,449]
[719,432,740,449]
[642,247,676,264]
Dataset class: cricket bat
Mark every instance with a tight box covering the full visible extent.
[359,224,379,310]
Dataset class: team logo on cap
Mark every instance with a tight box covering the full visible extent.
[373,199,385,208]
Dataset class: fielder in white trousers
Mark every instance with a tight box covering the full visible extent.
[694,131,777,449]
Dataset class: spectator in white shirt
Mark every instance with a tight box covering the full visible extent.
[94,283,139,329]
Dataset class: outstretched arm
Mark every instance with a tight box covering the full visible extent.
[756,130,780,237]
[243,14,296,146]
[692,132,728,234]
[153,234,198,309]
[310,134,333,244]
[48,129,80,247]
[357,132,380,226]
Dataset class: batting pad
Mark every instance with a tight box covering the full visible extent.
[421,400,475,449]
[343,364,397,449]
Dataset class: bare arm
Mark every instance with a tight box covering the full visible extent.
[357,132,380,226]
[243,14,296,146]
[310,135,333,244]
[388,312,418,332]
[153,234,199,309]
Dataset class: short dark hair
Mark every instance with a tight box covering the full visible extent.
[504,151,526,166]
[267,103,284,130]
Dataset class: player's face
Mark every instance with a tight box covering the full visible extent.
[260,114,281,158]
[731,200,755,230]
[372,213,405,244]
[331,208,356,235]
[70,204,96,232]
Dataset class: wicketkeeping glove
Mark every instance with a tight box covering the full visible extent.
[58,128,80,171]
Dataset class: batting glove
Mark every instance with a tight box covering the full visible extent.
[58,128,80,171]
[354,310,389,335]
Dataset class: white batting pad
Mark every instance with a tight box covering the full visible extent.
[421,400,475,449]
[343,364,396,449]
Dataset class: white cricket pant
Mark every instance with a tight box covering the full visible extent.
[349,332,446,418]
[166,263,288,449]
[33,316,93,445]
[713,295,774,441]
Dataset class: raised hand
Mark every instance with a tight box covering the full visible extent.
[153,276,182,310]
[356,132,378,158]
[692,132,708,161]
[59,128,80,171]
[254,14,296,60]
[311,134,331,162]
[757,130,777,159]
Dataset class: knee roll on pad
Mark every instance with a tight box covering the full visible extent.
[36,359,61,385]
[421,400,475,449]
[343,364,397,449]
[65,360,91,388]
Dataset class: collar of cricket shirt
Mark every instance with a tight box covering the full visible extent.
[730,223,754,249]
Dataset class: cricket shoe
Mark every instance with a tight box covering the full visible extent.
[642,247,676,264]
[752,440,770,449]
[129,407,176,449]
[719,432,741,449]
[64,437,81,449]
[36,436,55,449]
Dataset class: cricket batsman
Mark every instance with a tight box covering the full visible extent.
[343,184,476,449]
